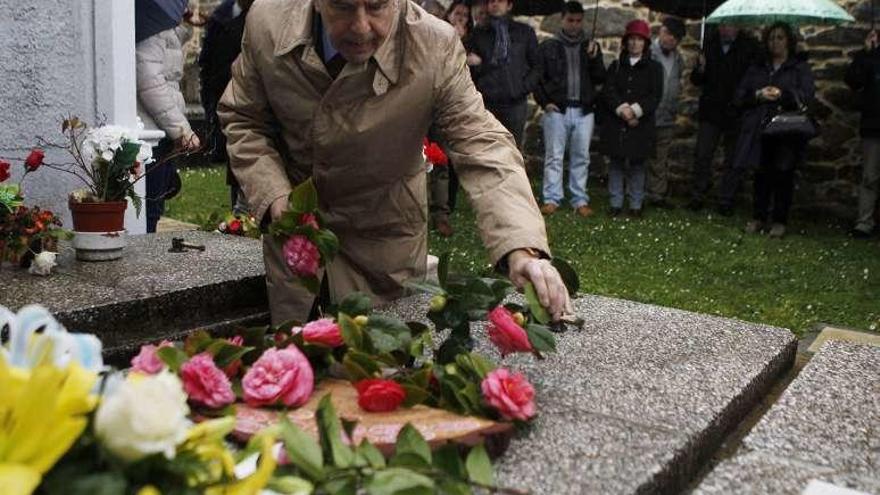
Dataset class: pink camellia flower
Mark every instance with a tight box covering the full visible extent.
[223,335,245,378]
[180,352,236,409]
[302,318,344,347]
[282,235,320,278]
[299,212,319,230]
[130,340,173,374]
[481,368,536,421]
[242,346,314,408]
[487,306,532,356]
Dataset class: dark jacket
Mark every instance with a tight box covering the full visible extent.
[534,35,606,112]
[845,47,880,138]
[199,0,247,166]
[690,31,761,127]
[731,53,815,171]
[599,52,664,160]
[467,18,541,105]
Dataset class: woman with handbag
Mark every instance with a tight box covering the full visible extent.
[726,22,816,238]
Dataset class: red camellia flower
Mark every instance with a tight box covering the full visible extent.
[423,139,448,166]
[487,306,533,357]
[354,378,406,412]
[24,149,44,171]
[0,160,10,182]
[299,212,319,230]
[228,219,242,234]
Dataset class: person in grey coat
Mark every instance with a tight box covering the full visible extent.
[646,16,685,209]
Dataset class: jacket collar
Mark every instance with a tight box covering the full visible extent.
[273,0,401,85]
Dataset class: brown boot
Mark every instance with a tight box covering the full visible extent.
[434,219,454,237]
[576,205,594,218]
[540,203,558,215]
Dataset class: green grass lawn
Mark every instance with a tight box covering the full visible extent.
[166,165,880,336]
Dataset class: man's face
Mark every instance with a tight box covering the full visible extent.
[719,25,738,44]
[561,12,584,37]
[486,0,512,18]
[658,26,679,51]
[316,0,396,63]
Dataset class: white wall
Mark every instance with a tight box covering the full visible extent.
[0,0,150,234]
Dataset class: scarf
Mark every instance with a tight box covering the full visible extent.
[490,16,510,65]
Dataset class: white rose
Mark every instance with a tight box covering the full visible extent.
[28,251,57,276]
[94,371,191,462]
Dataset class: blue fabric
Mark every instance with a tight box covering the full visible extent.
[542,108,595,207]
[608,157,646,210]
[321,20,339,63]
[135,0,188,43]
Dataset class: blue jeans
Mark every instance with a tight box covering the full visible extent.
[541,108,595,208]
[608,157,646,210]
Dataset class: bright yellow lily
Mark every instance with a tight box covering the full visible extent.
[205,432,278,495]
[0,353,97,495]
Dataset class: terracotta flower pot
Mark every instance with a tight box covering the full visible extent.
[69,200,127,232]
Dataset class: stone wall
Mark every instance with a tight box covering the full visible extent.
[181,0,873,220]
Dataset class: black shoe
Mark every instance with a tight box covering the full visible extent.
[650,198,674,209]
[686,199,704,211]
[609,207,623,217]
[849,228,872,239]
[717,204,734,217]
[627,208,643,218]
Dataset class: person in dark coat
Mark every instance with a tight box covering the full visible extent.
[844,30,880,239]
[688,25,760,212]
[534,1,606,218]
[599,19,664,217]
[729,22,815,238]
[466,0,541,148]
[198,0,252,214]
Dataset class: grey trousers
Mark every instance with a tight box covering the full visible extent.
[855,137,880,233]
[429,166,450,223]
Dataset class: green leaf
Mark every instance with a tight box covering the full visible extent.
[322,474,357,495]
[433,444,467,479]
[400,384,429,407]
[552,257,580,296]
[437,481,473,495]
[156,346,188,373]
[465,444,494,485]
[205,340,255,370]
[365,315,413,354]
[183,329,213,355]
[435,336,471,365]
[338,314,365,350]
[290,177,319,212]
[311,228,340,265]
[438,252,450,289]
[525,324,557,353]
[342,350,381,381]
[388,451,432,470]
[356,439,386,468]
[394,424,431,465]
[279,416,325,481]
[338,292,372,317]
[315,395,355,468]
[267,476,314,495]
[364,468,435,495]
[299,275,320,295]
[403,280,447,296]
[524,282,551,325]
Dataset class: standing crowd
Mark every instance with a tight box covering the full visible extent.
[138,0,880,243]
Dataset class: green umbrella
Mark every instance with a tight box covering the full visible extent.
[706,0,855,25]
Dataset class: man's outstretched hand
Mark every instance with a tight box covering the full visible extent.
[507,249,573,321]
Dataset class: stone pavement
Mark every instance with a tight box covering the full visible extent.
[696,340,880,495]
[0,231,267,360]
[383,295,797,494]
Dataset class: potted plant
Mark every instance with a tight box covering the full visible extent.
[47,117,154,260]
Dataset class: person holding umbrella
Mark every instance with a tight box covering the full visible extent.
[687,24,760,213]
[845,30,880,239]
[135,0,202,233]
[599,19,664,217]
[729,22,815,238]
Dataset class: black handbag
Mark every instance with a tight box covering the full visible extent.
[761,95,819,140]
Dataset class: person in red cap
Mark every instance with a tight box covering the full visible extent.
[599,19,664,217]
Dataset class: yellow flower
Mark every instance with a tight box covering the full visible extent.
[179,417,238,486]
[205,432,277,495]
[0,354,97,495]
[136,486,162,495]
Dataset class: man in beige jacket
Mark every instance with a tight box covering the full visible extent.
[219,0,571,324]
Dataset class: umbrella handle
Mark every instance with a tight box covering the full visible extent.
[591,0,599,40]
[700,16,706,50]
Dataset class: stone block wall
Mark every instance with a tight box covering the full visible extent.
[181,0,874,220]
